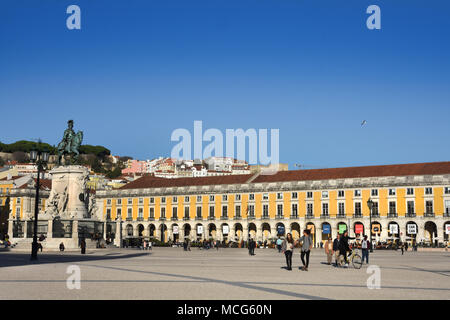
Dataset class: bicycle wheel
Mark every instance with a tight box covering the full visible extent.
[352,254,362,269]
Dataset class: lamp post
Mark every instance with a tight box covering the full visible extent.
[367,198,374,253]
[29,142,49,260]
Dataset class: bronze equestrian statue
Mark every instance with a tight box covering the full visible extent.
[57,120,83,165]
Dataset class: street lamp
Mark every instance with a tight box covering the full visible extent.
[29,141,49,260]
[367,198,374,253]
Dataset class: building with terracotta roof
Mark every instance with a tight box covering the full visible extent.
[88,161,450,248]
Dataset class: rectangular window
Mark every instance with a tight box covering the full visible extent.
[138,208,143,218]
[372,202,379,215]
[185,196,190,202]
[338,190,345,198]
[222,195,228,201]
[445,200,450,214]
[117,199,122,205]
[209,195,215,201]
[195,195,201,202]
[277,193,283,200]
[184,207,190,218]
[172,207,178,219]
[127,208,132,218]
[322,191,328,198]
[161,207,166,218]
[262,193,269,200]
[106,199,111,205]
[307,203,313,216]
[292,204,298,217]
[263,204,269,217]
[371,189,378,197]
[150,197,154,204]
[407,188,414,195]
[149,207,154,218]
[389,201,396,214]
[425,187,433,195]
[389,189,396,196]
[16,207,20,216]
[307,192,313,199]
[17,197,21,204]
[117,208,122,217]
[277,204,283,216]
[338,202,345,215]
[291,192,298,199]
[248,205,255,217]
[209,206,215,217]
[445,187,450,195]
[322,203,329,216]
[235,194,241,201]
[407,201,415,214]
[139,198,143,204]
[161,197,166,204]
[354,190,361,197]
[173,197,178,203]
[249,194,255,201]
[426,200,433,214]
[222,206,228,217]
[128,198,132,205]
[235,205,241,217]
[196,206,202,218]
[355,202,361,215]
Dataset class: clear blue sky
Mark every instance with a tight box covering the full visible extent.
[1,0,449,169]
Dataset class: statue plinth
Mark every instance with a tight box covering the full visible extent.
[47,165,90,220]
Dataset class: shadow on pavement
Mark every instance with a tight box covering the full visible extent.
[0,251,150,268]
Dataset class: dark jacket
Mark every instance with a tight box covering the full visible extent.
[339,235,354,253]
[333,238,340,251]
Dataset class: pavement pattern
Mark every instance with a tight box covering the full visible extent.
[0,247,449,300]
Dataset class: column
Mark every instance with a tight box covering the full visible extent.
[23,220,28,238]
[114,219,122,247]
[47,219,53,239]
[8,220,13,239]
[72,220,79,241]
[103,221,107,240]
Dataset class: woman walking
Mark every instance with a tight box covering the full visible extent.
[281,233,294,270]
[324,236,333,265]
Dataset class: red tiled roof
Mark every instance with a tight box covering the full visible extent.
[120,174,253,190]
[0,175,21,181]
[119,161,450,190]
[253,161,450,183]
[18,178,52,190]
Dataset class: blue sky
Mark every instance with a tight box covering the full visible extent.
[0,0,449,169]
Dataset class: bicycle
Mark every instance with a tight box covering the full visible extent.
[337,248,362,269]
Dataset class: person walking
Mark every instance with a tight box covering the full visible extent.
[400,242,404,255]
[404,241,408,252]
[333,234,341,267]
[281,233,294,270]
[276,237,283,253]
[299,229,313,271]
[361,235,370,264]
[80,239,86,254]
[324,236,333,265]
[59,242,65,252]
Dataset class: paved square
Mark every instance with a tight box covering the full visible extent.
[0,247,449,300]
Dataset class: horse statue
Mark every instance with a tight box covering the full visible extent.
[57,120,83,165]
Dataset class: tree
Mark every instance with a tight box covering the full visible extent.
[0,157,5,167]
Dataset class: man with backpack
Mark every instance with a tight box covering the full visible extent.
[361,235,370,264]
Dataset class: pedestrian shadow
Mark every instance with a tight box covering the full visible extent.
[0,251,151,268]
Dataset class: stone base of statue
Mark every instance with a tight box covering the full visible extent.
[37,165,102,250]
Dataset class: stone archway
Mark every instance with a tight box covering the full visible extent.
[234,223,243,240]
[354,221,365,237]
[337,222,347,235]
[262,223,271,240]
[208,223,217,239]
[290,222,301,240]
[172,224,179,242]
[137,224,144,237]
[424,221,437,246]
[275,222,285,237]
[148,224,156,238]
[306,222,316,247]
[321,222,331,241]
[444,222,450,242]
[126,224,133,237]
[183,223,191,239]
[248,223,257,239]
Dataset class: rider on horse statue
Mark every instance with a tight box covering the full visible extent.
[57,120,83,165]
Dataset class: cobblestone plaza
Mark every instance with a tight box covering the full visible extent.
[0,247,448,300]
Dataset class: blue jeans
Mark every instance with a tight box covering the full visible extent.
[362,249,369,263]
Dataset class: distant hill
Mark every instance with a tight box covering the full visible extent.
[0,140,111,158]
